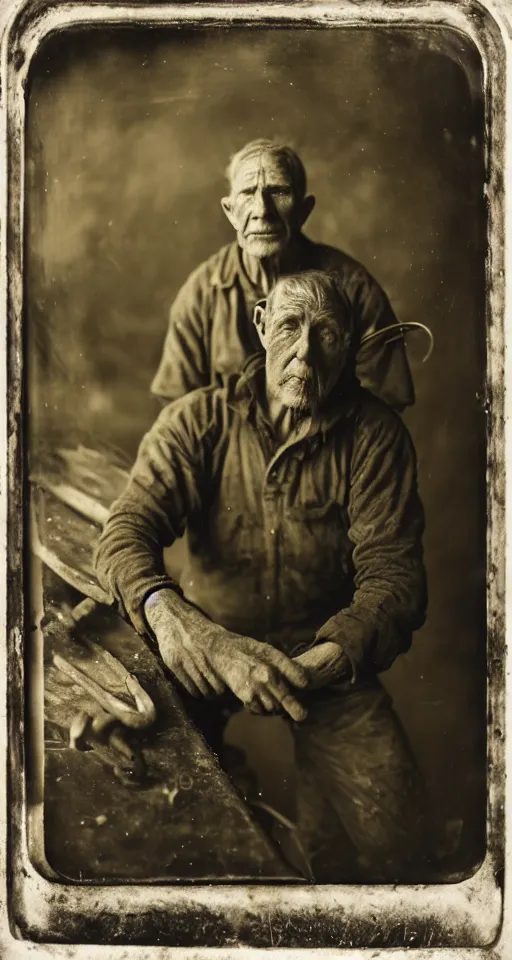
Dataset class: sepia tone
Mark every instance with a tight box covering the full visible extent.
[27,23,487,874]
[1,0,508,955]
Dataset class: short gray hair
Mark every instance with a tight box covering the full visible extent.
[266,270,353,337]
[226,139,307,199]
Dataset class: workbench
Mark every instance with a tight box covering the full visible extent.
[31,446,301,883]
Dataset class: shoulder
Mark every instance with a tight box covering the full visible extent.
[352,389,414,453]
[176,243,237,299]
[149,385,231,451]
[303,236,375,285]
[142,386,230,460]
[303,235,391,312]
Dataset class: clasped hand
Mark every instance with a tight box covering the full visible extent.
[144,589,309,721]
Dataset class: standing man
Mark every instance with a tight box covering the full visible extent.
[98,271,427,882]
[151,138,414,410]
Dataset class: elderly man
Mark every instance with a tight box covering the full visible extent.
[97,271,427,882]
[151,138,414,411]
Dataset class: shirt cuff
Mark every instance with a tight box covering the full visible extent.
[315,609,378,683]
[119,575,182,637]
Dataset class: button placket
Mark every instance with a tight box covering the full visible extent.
[261,482,280,629]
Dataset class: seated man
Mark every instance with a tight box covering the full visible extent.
[96,270,427,882]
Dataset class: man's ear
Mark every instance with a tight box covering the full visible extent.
[221,196,237,230]
[253,300,268,348]
[299,194,316,227]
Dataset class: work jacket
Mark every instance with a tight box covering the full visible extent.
[151,235,415,411]
[97,356,427,680]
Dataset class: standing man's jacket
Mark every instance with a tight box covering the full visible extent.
[97,355,427,682]
[151,235,414,410]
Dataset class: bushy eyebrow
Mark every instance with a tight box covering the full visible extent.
[237,178,293,191]
[271,307,304,323]
[310,312,342,329]
[271,305,342,328]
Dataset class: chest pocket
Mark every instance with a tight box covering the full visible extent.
[207,506,259,569]
[280,499,353,599]
[201,445,264,571]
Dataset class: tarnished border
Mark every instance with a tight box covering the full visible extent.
[0,0,508,954]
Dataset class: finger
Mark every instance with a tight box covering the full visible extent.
[206,673,227,696]
[197,661,227,696]
[264,672,307,719]
[170,667,202,698]
[272,652,309,689]
[184,663,212,698]
[281,693,308,722]
[255,687,281,713]
[247,699,265,715]
[265,672,302,710]
[266,681,307,721]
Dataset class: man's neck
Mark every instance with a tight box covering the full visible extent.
[241,235,303,294]
[266,392,310,444]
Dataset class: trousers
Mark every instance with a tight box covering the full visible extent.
[180,677,426,883]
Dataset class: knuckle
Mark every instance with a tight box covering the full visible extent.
[266,665,278,685]
[274,654,291,675]
[166,653,179,672]
[255,664,270,685]
[240,681,254,704]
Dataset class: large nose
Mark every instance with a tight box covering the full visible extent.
[251,185,272,218]
[295,324,312,362]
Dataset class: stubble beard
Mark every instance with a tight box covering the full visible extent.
[283,375,322,417]
[243,235,286,260]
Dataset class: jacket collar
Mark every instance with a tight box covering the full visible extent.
[210,234,317,291]
[227,351,361,446]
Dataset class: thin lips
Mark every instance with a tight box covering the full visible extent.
[283,373,310,385]
[247,225,282,237]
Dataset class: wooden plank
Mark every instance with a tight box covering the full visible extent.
[33,445,130,509]
[43,601,299,882]
[31,487,112,604]
[31,462,300,881]
[31,445,187,581]
[31,478,111,526]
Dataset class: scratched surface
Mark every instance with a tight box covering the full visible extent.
[32,446,297,882]
[4,2,506,952]
[43,602,297,882]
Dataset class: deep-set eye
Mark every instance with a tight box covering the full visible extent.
[279,317,300,335]
[319,328,338,347]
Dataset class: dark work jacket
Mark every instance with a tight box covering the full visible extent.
[96,356,427,680]
[151,235,415,410]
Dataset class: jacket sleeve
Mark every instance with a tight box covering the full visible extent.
[352,271,415,411]
[95,393,214,634]
[150,272,211,403]
[318,406,427,676]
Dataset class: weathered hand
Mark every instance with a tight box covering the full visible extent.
[144,589,308,720]
[213,634,309,721]
[144,589,227,697]
[293,641,352,691]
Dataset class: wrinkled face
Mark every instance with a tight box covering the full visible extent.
[222,152,307,258]
[260,286,350,412]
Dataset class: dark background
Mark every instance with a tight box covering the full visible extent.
[26,25,487,871]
